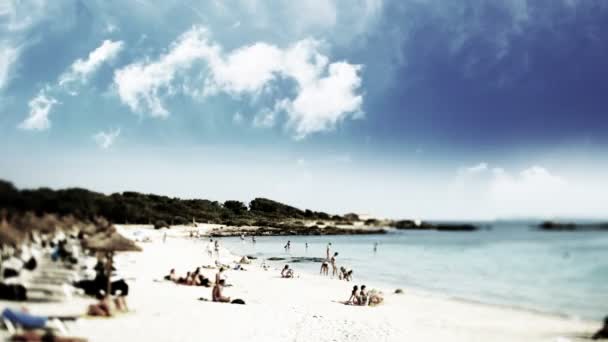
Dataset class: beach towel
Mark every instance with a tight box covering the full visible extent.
[2,308,48,329]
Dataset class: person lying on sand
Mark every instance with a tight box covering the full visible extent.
[346,285,360,305]
[87,296,128,317]
[212,279,230,303]
[281,265,294,278]
[592,316,608,340]
[164,269,178,282]
[177,271,191,285]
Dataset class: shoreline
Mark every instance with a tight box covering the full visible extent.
[1,226,599,341]
[123,225,605,323]
[244,248,600,324]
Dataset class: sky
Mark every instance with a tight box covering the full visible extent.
[1,0,608,220]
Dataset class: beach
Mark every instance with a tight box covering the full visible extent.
[1,226,601,342]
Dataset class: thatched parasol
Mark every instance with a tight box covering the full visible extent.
[0,219,22,247]
[36,213,61,234]
[85,231,142,296]
[0,218,23,281]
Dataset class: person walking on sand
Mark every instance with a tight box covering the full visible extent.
[284,240,291,251]
[305,242,308,250]
[373,242,378,253]
[331,252,339,277]
[326,242,332,260]
[252,235,256,244]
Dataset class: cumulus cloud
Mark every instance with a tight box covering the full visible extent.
[93,128,121,149]
[451,162,607,218]
[18,90,59,131]
[114,27,219,117]
[59,40,124,91]
[18,39,124,130]
[114,26,364,138]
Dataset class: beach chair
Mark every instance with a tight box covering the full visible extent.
[1,308,73,335]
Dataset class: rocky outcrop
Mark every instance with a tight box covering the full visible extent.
[209,223,386,237]
[538,221,608,231]
[390,220,478,231]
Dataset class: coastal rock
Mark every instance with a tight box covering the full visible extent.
[390,220,478,232]
[395,289,404,294]
[538,221,608,231]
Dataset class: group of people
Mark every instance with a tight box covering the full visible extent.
[319,243,354,282]
[346,285,383,306]
[164,267,211,287]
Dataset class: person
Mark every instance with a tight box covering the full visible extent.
[592,316,608,340]
[206,239,214,259]
[373,242,378,253]
[215,267,225,285]
[163,231,167,243]
[305,242,308,250]
[281,265,294,278]
[212,279,230,303]
[284,240,291,251]
[347,285,360,305]
[326,242,332,260]
[320,260,329,276]
[164,269,178,281]
[214,240,220,259]
[240,234,245,241]
[359,285,368,306]
[252,236,256,244]
[344,269,353,281]
[338,266,346,280]
[330,252,339,277]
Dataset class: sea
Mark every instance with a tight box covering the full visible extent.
[218,222,608,321]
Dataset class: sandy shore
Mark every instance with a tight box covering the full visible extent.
[1,228,601,342]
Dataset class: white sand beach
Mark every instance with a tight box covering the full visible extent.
[1,227,601,342]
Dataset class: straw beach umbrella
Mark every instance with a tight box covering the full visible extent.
[85,231,142,296]
[0,218,22,247]
[0,218,23,281]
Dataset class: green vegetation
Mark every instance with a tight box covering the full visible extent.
[0,180,338,227]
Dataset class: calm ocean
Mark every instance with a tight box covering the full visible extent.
[218,223,608,320]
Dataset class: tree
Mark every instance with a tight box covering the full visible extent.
[224,200,247,214]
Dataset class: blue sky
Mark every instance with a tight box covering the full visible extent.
[1,0,607,219]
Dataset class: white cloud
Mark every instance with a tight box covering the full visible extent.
[459,162,488,175]
[59,40,124,90]
[114,27,219,117]
[18,90,59,131]
[0,42,19,90]
[93,128,121,149]
[252,106,279,128]
[488,166,567,217]
[450,163,608,218]
[114,26,364,138]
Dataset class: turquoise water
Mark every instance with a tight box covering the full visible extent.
[218,223,608,320]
